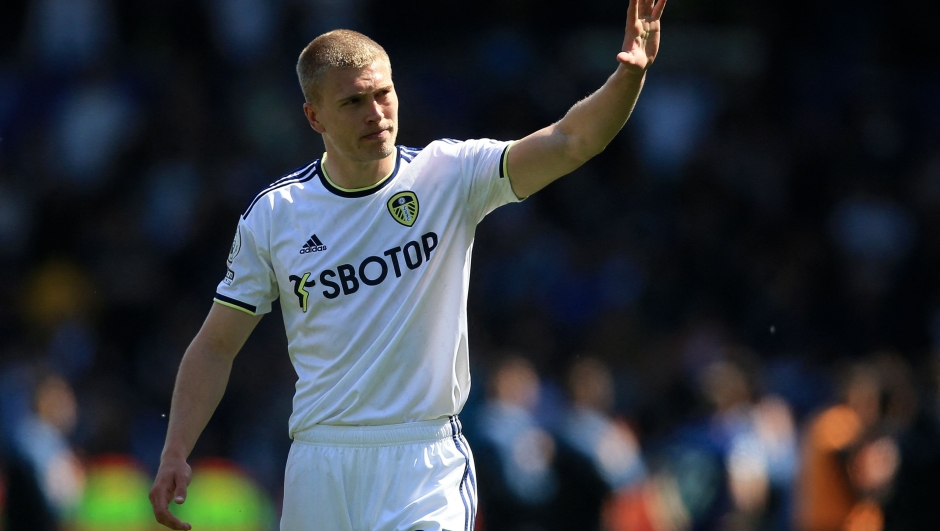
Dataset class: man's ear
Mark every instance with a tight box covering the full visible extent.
[303,102,326,134]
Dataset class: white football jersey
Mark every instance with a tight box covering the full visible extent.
[215,139,519,434]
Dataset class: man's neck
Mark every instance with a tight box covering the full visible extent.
[321,149,397,191]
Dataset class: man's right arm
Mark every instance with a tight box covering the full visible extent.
[149,302,263,531]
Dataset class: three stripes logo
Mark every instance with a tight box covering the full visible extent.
[299,234,327,254]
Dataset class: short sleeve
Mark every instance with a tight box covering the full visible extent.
[459,138,522,223]
[214,218,278,315]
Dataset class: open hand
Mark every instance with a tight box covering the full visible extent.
[149,457,193,530]
[617,0,667,74]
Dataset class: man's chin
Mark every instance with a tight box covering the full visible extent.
[358,140,396,160]
[377,142,396,158]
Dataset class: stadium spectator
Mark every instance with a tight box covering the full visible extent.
[699,358,797,531]
[794,354,916,531]
[554,356,645,531]
[877,354,940,531]
[474,355,559,531]
[8,370,85,530]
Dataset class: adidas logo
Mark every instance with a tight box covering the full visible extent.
[299,234,327,254]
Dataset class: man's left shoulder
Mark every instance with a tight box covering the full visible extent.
[414,138,502,158]
[398,140,459,164]
[399,144,425,162]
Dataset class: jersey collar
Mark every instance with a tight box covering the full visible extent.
[318,147,402,198]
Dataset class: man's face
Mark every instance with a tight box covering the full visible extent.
[304,60,398,162]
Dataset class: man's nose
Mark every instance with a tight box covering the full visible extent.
[365,98,384,121]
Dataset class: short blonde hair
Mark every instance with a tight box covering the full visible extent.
[296,29,390,103]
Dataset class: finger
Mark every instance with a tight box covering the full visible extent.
[626,0,638,29]
[151,482,192,530]
[149,479,172,512]
[642,0,654,20]
[652,0,667,21]
[623,0,639,52]
[155,506,192,531]
[173,472,190,504]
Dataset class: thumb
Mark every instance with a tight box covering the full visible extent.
[173,475,189,504]
[616,51,636,64]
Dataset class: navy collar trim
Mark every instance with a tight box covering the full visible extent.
[318,147,402,198]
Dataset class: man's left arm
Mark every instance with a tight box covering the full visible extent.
[507,0,666,199]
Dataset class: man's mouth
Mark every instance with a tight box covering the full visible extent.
[362,128,390,140]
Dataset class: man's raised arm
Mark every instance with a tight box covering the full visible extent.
[149,303,263,531]
[506,0,666,198]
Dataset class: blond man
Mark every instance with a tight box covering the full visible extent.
[150,0,666,529]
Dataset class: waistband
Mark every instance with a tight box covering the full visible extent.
[291,416,463,447]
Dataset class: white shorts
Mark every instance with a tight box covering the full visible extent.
[280,416,477,531]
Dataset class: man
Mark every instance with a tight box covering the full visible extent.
[149,0,666,529]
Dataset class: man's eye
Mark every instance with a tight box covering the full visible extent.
[345,98,359,106]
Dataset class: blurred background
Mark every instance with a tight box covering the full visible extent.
[1,0,939,530]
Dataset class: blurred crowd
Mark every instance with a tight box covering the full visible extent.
[1,0,939,530]
[465,351,940,531]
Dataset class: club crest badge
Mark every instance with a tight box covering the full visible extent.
[228,226,242,265]
[387,191,419,227]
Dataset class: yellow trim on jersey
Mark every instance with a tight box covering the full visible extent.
[213,298,257,316]
[502,141,515,181]
[321,152,396,193]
